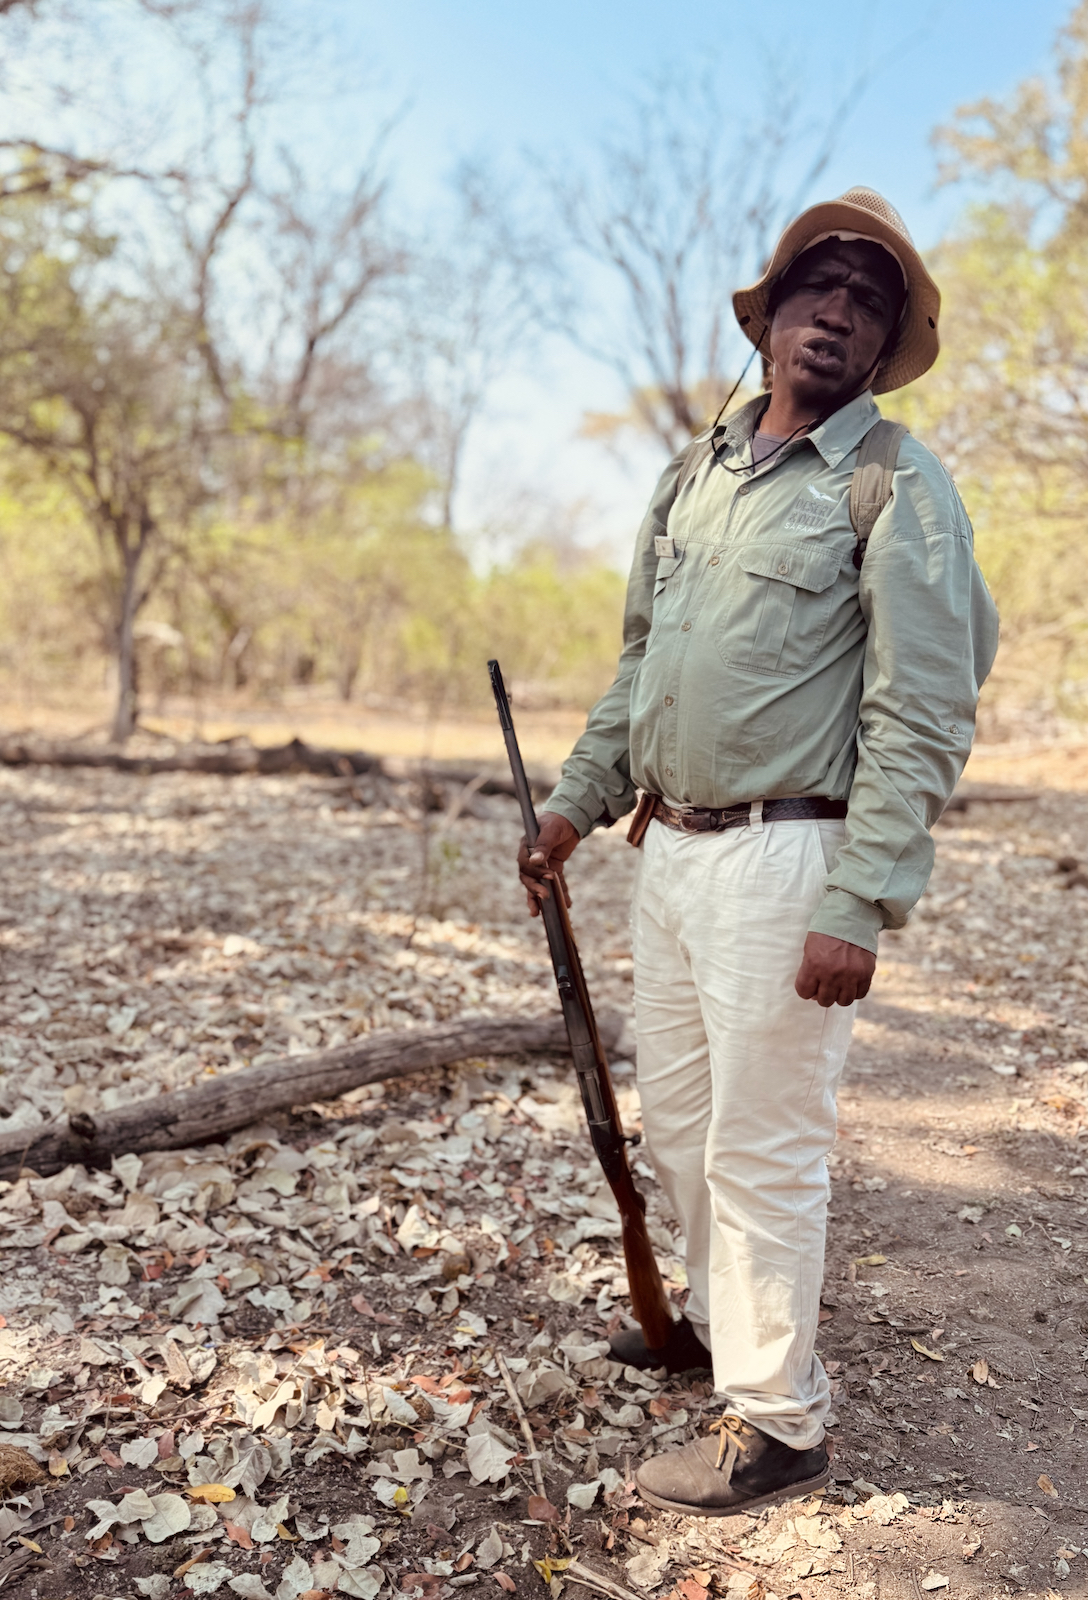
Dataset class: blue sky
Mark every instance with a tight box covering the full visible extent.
[2,0,1070,559]
[349,0,1065,248]
[322,0,1071,555]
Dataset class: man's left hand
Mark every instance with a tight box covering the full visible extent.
[794,932,875,1007]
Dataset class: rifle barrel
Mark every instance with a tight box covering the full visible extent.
[487,658,673,1351]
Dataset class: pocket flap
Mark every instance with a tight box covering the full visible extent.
[737,542,841,593]
[655,552,683,580]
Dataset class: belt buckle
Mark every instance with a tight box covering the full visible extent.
[680,810,707,833]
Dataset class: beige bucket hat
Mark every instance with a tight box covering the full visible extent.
[732,187,940,394]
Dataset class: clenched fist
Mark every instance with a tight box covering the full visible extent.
[794,931,875,1007]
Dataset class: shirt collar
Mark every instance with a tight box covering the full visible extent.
[718,389,881,470]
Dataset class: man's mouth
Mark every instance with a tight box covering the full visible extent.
[798,336,848,373]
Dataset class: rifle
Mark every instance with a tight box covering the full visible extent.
[488,659,673,1351]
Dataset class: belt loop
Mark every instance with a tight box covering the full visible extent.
[749,799,764,834]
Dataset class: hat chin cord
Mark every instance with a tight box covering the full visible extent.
[707,305,901,480]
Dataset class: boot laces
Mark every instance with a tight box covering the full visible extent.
[708,1412,754,1482]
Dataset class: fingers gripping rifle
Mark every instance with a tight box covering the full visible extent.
[488,660,673,1350]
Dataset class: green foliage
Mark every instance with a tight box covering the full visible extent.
[0,178,629,724]
[892,3,1088,723]
[0,434,627,715]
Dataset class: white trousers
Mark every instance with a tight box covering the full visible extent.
[631,816,855,1449]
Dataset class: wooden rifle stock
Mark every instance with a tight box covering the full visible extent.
[488,660,673,1350]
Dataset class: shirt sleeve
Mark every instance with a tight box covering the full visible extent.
[544,443,691,836]
[807,441,1000,952]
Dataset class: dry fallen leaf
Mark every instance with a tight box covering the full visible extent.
[1038,1474,1059,1497]
[186,1484,236,1504]
[47,1451,68,1477]
[494,1576,516,1594]
[477,1528,504,1570]
[163,1339,193,1390]
[910,1338,945,1362]
[141,1493,192,1544]
[174,1549,213,1579]
[527,1495,562,1523]
[350,1293,396,1324]
[224,1522,254,1550]
[675,1581,709,1600]
[970,1358,989,1384]
[532,1558,571,1584]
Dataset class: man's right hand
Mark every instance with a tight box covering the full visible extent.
[518,811,581,917]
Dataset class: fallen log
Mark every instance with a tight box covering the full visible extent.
[0,1011,621,1181]
[0,736,556,798]
[0,734,380,779]
[941,786,1040,815]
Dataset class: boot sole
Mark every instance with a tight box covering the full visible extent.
[633,1359,713,1378]
[636,1463,830,1518]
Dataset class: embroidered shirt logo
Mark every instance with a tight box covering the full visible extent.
[783,485,839,533]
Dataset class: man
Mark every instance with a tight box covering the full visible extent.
[518,189,999,1516]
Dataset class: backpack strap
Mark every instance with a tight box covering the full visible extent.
[676,417,907,570]
[849,419,908,568]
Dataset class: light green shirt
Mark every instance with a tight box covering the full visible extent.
[546,391,1000,953]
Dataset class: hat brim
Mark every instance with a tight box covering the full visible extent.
[732,199,940,394]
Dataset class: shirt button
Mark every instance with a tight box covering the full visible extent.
[709,555,720,566]
[663,695,674,706]
[737,484,750,496]
[777,562,789,575]
[664,766,674,778]
[681,620,692,632]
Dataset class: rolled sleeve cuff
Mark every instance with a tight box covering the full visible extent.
[808,888,885,955]
[543,786,603,839]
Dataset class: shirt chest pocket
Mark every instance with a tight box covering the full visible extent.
[716,542,842,677]
[648,549,684,640]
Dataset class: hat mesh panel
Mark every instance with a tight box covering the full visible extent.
[836,188,913,245]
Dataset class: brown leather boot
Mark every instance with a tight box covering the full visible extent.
[636,1411,829,1516]
[607,1316,711,1375]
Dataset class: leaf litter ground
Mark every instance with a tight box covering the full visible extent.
[0,758,1085,1598]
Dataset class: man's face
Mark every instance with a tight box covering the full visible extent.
[767,239,903,410]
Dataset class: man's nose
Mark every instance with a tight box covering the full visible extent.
[813,289,853,334]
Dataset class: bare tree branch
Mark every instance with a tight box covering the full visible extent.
[536,68,862,454]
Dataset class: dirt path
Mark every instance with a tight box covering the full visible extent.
[0,757,1084,1599]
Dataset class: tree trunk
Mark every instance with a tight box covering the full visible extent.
[337,647,361,702]
[0,1011,622,1179]
[110,541,142,744]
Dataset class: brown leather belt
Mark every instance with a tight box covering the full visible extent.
[627,792,847,847]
